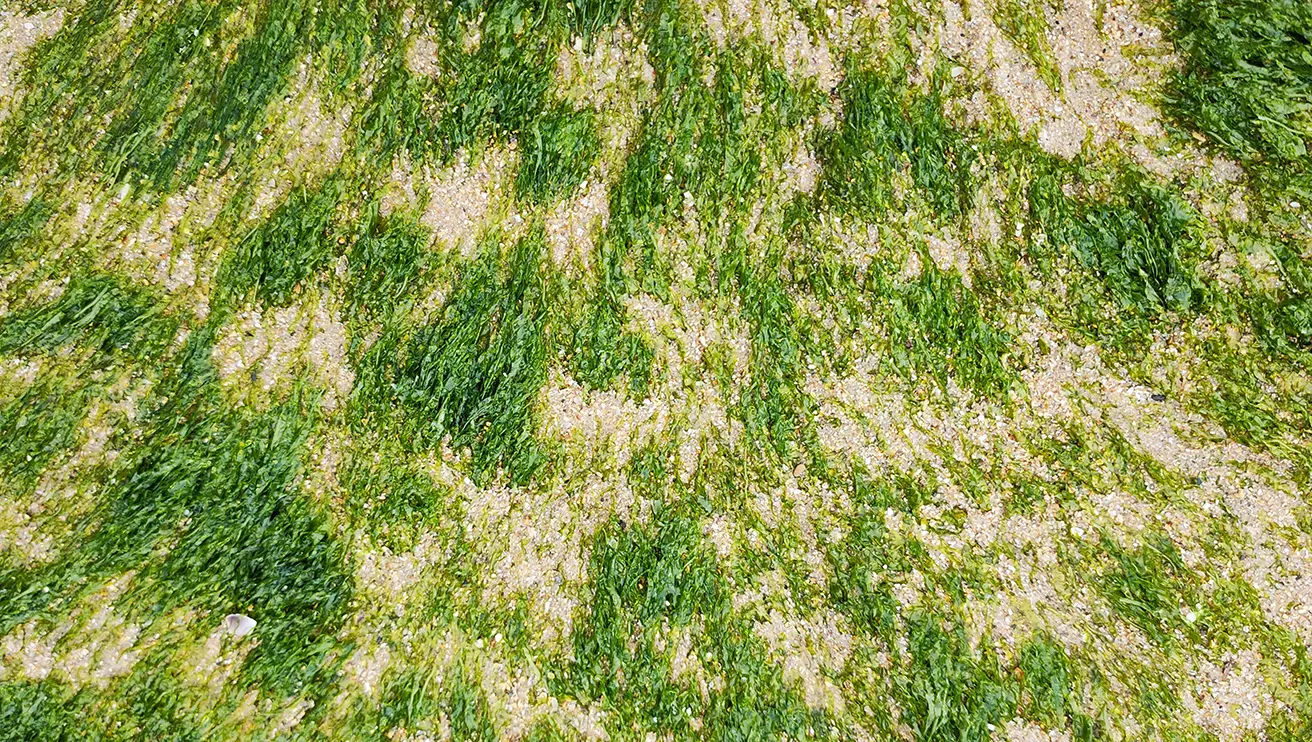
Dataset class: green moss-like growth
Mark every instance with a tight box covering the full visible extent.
[558,508,815,739]
[219,178,344,308]
[516,104,601,205]
[346,206,432,320]
[879,261,1013,397]
[820,67,975,221]
[1247,235,1312,353]
[1167,0,1312,175]
[0,275,177,362]
[1018,636,1075,727]
[1100,532,1199,647]
[0,197,53,262]
[388,228,552,482]
[1030,170,1199,317]
[3,0,384,189]
[568,296,655,400]
[568,0,637,39]
[340,443,459,550]
[0,377,89,496]
[898,611,1017,742]
[434,1,562,153]
[0,657,211,740]
[357,62,448,167]
[0,331,352,697]
[828,469,934,637]
[0,682,83,742]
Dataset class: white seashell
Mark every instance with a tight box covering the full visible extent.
[223,614,257,637]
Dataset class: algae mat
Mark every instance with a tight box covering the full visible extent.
[0,0,1310,739]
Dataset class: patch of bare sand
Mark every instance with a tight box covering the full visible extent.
[780,135,821,197]
[1005,719,1072,742]
[554,28,654,111]
[405,29,443,80]
[113,177,229,300]
[244,61,353,224]
[280,63,351,175]
[543,371,667,462]
[187,621,257,693]
[939,0,1217,176]
[211,290,354,410]
[1183,649,1272,740]
[343,641,392,698]
[700,0,840,93]
[0,8,64,124]
[752,607,852,711]
[477,656,612,740]
[419,147,515,258]
[356,531,447,600]
[0,574,156,687]
[456,464,634,646]
[543,173,610,267]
